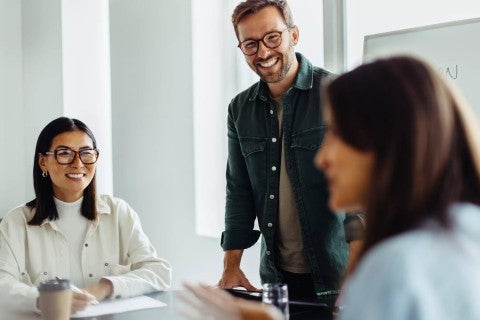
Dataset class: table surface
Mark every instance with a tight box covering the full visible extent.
[3,290,334,320]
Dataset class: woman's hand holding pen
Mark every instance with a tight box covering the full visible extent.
[71,285,99,314]
[70,279,112,314]
[83,279,114,302]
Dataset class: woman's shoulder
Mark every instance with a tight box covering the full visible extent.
[97,194,129,207]
[362,202,480,264]
[341,233,437,319]
[2,204,34,223]
[0,204,35,233]
[96,194,138,219]
[359,229,442,274]
[342,209,480,320]
[348,215,477,285]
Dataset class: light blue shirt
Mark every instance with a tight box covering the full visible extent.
[340,203,480,320]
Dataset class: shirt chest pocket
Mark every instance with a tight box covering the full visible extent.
[239,137,267,158]
[290,127,326,186]
[238,137,268,186]
[291,127,325,151]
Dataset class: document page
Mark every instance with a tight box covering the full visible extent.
[71,295,167,318]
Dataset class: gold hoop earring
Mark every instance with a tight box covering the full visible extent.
[42,171,48,178]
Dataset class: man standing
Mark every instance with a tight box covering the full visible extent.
[218,0,355,299]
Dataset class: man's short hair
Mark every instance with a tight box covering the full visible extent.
[232,0,294,40]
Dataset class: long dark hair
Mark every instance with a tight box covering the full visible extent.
[325,55,480,260]
[27,117,98,225]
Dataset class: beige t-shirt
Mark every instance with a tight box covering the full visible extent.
[272,96,310,273]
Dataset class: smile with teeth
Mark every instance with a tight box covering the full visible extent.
[257,57,279,68]
[66,173,85,179]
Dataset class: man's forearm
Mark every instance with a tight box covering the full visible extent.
[223,249,244,270]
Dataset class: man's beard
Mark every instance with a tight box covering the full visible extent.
[249,45,294,83]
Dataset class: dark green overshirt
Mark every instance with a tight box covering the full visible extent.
[221,53,348,294]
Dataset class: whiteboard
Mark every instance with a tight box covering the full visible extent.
[363,17,480,116]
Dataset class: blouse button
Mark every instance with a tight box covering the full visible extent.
[84,243,88,247]
[269,194,275,200]
[271,166,277,171]
[89,274,93,277]
[269,110,274,115]
[271,137,277,143]
[267,223,273,227]
[105,263,109,266]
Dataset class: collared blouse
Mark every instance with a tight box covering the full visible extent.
[0,194,172,312]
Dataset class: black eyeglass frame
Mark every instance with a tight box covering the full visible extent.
[43,148,100,165]
[237,26,293,56]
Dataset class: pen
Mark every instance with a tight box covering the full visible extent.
[69,282,100,305]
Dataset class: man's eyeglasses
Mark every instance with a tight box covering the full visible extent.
[44,148,99,165]
[238,27,292,56]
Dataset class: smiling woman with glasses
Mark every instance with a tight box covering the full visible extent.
[0,117,171,315]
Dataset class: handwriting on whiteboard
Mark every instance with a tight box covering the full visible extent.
[438,65,458,80]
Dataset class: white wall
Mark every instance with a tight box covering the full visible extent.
[0,0,25,216]
[192,0,233,238]
[289,0,324,67]
[109,0,260,289]
[22,0,64,153]
[62,0,113,194]
[0,0,64,217]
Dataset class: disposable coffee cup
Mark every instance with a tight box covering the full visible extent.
[38,278,72,320]
[262,283,289,319]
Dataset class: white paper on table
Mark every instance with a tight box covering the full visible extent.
[71,295,167,318]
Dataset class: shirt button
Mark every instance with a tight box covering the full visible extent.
[43,272,48,275]
[269,194,275,200]
[271,137,277,143]
[105,263,109,266]
[266,250,271,256]
[84,243,88,247]
[269,110,274,115]
[271,166,277,171]
[115,295,122,299]
[89,274,93,277]
[267,223,273,227]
